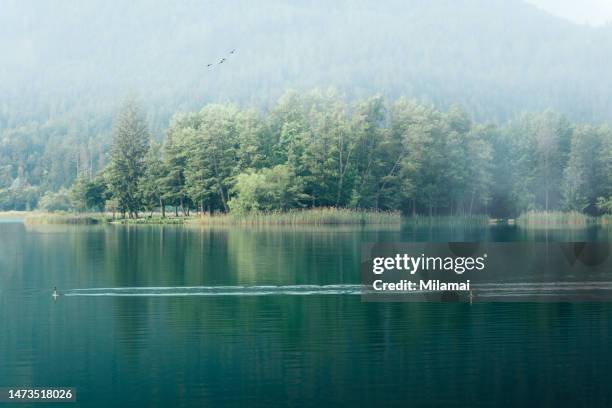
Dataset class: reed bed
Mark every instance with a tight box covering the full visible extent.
[516,211,598,228]
[24,212,109,225]
[115,216,185,225]
[188,208,402,226]
[0,211,27,219]
[402,215,490,227]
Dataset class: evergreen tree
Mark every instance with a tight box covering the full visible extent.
[141,141,166,217]
[107,98,150,218]
[70,173,108,212]
[563,125,606,212]
[183,105,239,213]
[161,122,190,216]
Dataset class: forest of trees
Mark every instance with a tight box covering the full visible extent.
[3,1,612,218]
[6,90,610,218]
[5,0,612,136]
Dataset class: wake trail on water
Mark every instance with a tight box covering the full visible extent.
[63,284,365,297]
[60,282,612,297]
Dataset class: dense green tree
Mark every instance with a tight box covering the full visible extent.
[562,125,606,211]
[38,188,71,212]
[235,109,272,171]
[69,175,90,212]
[464,124,494,215]
[596,196,612,214]
[288,90,352,207]
[229,165,306,213]
[183,105,239,213]
[161,121,190,216]
[107,99,150,218]
[511,112,572,212]
[0,186,39,211]
[599,126,612,201]
[70,174,108,212]
[398,102,448,215]
[350,96,393,209]
[140,141,166,216]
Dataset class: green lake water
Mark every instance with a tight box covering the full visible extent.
[1,220,611,407]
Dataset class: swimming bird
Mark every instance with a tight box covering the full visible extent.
[229,49,236,54]
[206,63,212,68]
[53,286,59,300]
[219,57,226,64]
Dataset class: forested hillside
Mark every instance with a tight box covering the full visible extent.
[2,0,612,212]
[4,0,612,128]
[22,92,612,218]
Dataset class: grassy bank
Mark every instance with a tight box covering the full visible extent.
[187,208,401,226]
[516,211,601,228]
[402,214,491,226]
[115,216,185,225]
[0,211,28,219]
[25,210,610,228]
[24,212,110,225]
[20,208,401,226]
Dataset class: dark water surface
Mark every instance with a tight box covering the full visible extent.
[1,221,611,407]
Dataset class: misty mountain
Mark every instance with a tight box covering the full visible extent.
[2,0,612,131]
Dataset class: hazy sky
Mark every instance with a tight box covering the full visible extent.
[526,0,612,26]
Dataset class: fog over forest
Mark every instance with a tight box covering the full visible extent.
[1,0,611,215]
[4,0,612,128]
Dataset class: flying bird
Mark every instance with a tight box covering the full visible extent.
[206,49,236,69]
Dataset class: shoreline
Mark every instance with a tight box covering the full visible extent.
[6,210,610,228]
[18,208,402,226]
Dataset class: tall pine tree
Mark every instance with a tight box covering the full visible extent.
[107,98,150,218]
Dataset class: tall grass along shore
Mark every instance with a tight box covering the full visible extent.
[21,208,400,226]
[17,209,611,228]
[188,208,401,226]
[402,215,490,227]
[516,211,600,228]
[23,212,109,225]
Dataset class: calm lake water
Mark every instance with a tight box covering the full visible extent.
[1,220,611,407]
